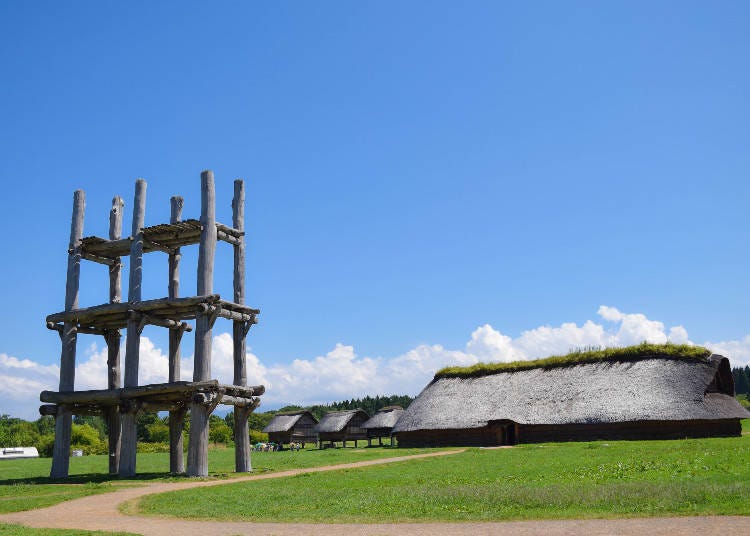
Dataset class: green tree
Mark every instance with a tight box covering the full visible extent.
[137,412,160,441]
[145,421,170,443]
[71,423,106,455]
[209,419,233,445]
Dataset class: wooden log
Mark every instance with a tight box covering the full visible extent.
[107,196,124,475]
[234,406,251,471]
[105,331,121,475]
[232,180,247,386]
[189,171,216,477]
[187,404,209,477]
[119,411,138,476]
[51,189,85,479]
[47,322,106,336]
[221,395,261,408]
[81,252,117,265]
[216,222,244,238]
[40,380,226,404]
[40,404,59,416]
[121,178,147,477]
[232,180,251,472]
[217,230,241,245]
[168,195,185,474]
[169,408,186,474]
[47,294,260,324]
[109,196,125,303]
[201,304,256,323]
[141,314,191,331]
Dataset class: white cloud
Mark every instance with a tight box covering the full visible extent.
[2,305,748,419]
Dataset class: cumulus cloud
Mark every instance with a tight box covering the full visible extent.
[2,305,749,419]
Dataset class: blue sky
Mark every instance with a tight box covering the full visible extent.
[1,2,749,419]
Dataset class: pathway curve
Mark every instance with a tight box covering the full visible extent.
[1,450,748,536]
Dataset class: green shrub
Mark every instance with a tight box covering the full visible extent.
[249,430,268,443]
[70,423,106,455]
[145,421,170,443]
[37,433,55,457]
[136,442,170,453]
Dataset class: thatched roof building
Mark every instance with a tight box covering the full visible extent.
[262,410,318,446]
[314,409,370,448]
[362,406,405,446]
[394,345,750,447]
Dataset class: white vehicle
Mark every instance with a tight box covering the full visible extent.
[0,447,39,459]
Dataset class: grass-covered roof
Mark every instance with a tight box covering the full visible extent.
[435,343,711,380]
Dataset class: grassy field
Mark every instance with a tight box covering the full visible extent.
[137,433,750,523]
[0,445,433,513]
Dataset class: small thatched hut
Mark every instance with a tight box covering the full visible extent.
[394,345,750,447]
[314,409,370,448]
[262,410,319,447]
[362,406,405,446]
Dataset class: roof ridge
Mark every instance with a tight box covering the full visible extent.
[435,343,712,380]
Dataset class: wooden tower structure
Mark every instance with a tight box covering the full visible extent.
[41,171,264,478]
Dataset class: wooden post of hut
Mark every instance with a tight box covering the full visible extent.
[105,196,124,474]
[120,179,147,477]
[168,196,186,474]
[187,171,217,477]
[50,190,85,479]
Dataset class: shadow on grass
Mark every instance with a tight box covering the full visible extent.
[0,471,194,486]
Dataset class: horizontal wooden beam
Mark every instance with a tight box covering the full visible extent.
[220,395,261,409]
[40,381,264,406]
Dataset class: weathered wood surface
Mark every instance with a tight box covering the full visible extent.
[232,179,251,472]
[40,380,263,405]
[119,411,138,476]
[109,197,124,303]
[189,171,217,477]
[81,220,241,258]
[222,396,261,408]
[168,196,185,473]
[51,189,85,479]
[169,408,186,474]
[121,179,147,478]
[47,295,258,326]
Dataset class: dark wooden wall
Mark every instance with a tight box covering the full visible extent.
[396,419,742,448]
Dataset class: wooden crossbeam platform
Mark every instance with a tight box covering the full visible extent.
[46,295,260,332]
[80,220,243,262]
[40,380,264,415]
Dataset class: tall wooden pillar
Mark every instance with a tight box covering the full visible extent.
[188,171,216,477]
[50,190,85,479]
[106,195,124,475]
[168,195,186,474]
[120,179,147,477]
[232,179,251,472]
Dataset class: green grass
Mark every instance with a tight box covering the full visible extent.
[742,419,749,433]
[436,342,711,378]
[0,525,138,536]
[0,445,435,513]
[137,435,750,522]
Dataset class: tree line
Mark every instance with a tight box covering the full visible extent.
[732,366,750,395]
[0,394,414,456]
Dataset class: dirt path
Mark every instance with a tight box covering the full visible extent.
[1,450,748,536]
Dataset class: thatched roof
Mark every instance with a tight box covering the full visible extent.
[362,406,405,430]
[394,354,750,433]
[263,410,317,433]
[314,409,369,433]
